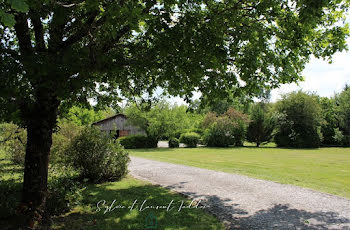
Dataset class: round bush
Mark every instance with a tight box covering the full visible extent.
[179,132,200,147]
[118,134,158,149]
[168,138,180,148]
[203,122,235,147]
[65,127,130,183]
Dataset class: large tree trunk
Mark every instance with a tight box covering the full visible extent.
[20,89,59,229]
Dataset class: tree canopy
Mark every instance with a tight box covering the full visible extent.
[1,0,350,122]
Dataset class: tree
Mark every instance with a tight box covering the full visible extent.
[319,97,341,146]
[338,86,350,145]
[0,0,349,227]
[274,91,323,148]
[125,101,200,140]
[247,103,275,147]
[62,106,115,126]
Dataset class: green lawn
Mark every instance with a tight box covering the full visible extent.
[0,149,224,230]
[52,177,224,230]
[130,146,350,199]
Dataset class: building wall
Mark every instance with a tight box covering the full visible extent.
[94,115,146,136]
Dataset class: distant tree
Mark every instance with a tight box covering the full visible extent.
[338,86,350,145]
[247,103,275,147]
[62,106,115,126]
[319,97,341,146]
[125,102,201,141]
[274,91,322,148]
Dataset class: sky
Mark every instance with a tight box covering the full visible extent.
[269,16,350,101]
[270,38,350,102]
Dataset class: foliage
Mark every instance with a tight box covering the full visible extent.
[0,0,28,27]
[50,120,83,164]
[47,165,84,215]
[179,132,200,147]
[0,148,23,220]
[191,94,253,115]
[61,106,115,126]
[118,134,158,149]
[1,0,349,225]
[337,86,350,145]
[0,121,82,165]
[202,108,249,147]
[0,123,26,165]
[0,150,224,230]
[168,137,180,148]
[125,102,202,140]
[333,128,346,145]
[65,127,130,183]
[274,91,323,148]
[203,117,236,147]
[246,103,276,147]
[319,97,340,146]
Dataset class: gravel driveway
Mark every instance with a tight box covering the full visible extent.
[129,156,350,229]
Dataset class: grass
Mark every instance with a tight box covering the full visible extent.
[0,149,224,230]
[129,145,350,199]
[52,177,224,230]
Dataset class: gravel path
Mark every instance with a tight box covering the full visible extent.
[129,156,350,230]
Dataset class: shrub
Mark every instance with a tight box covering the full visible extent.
[168,138,180,148]
[202,108,249,147]
[0,121,83,166]
[50,120,82,164]
[179,132,200,147]
[203,119,235,147]
[47,165,84,215]
[65,127,130,183]
[0,123,26,165]
[118,134,158,149]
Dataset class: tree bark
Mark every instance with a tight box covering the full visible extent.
[20,89,59,229]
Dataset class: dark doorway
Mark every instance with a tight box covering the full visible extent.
[114,130,120,139]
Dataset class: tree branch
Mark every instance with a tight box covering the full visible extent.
[14,14,33,55]
[60,11,99,49]
[29,10,46,52]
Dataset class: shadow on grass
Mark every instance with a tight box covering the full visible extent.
[165,182,350,230]
[52,181,224,230]
[0,158,23,229]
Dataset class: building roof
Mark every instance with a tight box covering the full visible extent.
[92,113,127,125]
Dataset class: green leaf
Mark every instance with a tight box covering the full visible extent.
[9,0,29,13]
[0,11,16,27]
